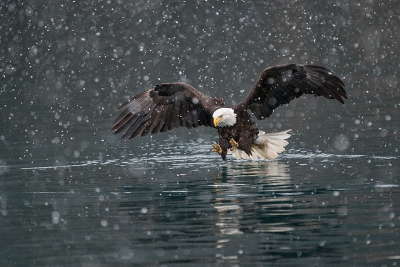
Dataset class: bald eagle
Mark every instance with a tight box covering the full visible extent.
[112,64,346,161]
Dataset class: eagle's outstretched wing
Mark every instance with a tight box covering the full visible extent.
[234,64,347,120]
[112,82,225,139]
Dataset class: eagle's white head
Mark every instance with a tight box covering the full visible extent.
[212,108,237,127]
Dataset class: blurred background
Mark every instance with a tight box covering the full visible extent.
[1,0,398,164]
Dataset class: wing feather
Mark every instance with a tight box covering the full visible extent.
[122,115,145,139]
[234,64,347,120]
[152,111,167,134]
[160,105,173,133]
[112,82,225,139]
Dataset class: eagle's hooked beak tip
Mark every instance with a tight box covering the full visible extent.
[213,117,220,127]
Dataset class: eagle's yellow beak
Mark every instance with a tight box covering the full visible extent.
[214,117,221,127]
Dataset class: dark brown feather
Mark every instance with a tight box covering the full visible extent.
[112,82,225,139]
[234,64,347,120]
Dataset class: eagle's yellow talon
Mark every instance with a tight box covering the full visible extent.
[229,138,239,151]
[211,143,223,154]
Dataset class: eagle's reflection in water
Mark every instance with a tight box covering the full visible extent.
[211,161,292,262]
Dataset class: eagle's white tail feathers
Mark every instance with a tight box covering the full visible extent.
[228,130,291,160]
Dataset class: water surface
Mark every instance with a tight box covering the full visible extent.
[1,137,399,266]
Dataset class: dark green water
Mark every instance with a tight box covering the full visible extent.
[1,125,399,266]
[1,1,399,266]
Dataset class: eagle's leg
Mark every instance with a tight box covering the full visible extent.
[229,138,239,151]
[211,142,223,155]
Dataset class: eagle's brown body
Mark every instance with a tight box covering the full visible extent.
[217,110,258,160]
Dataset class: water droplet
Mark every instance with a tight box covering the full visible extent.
[52,211,60,224]
[333,134,350,152]
[140,207,148,214]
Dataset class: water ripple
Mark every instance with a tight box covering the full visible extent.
[14,143,397,171]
